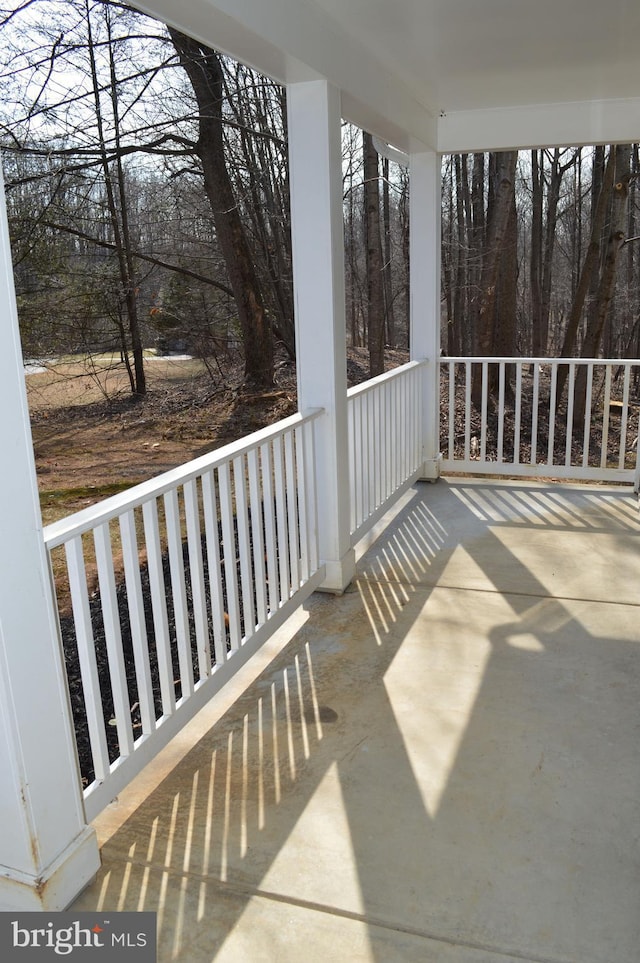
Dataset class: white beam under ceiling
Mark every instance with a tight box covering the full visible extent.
[438,98,640,154]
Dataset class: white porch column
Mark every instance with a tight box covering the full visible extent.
[287,80,355,592]
[410,150,442,479]
[0,163,100,909]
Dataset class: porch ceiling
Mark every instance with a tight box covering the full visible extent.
[132,0,640,153]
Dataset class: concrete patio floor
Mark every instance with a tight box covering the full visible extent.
[72,477,640,963]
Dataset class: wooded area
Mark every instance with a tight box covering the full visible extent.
[1,0,639,403]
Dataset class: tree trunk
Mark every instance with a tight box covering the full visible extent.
[530,149,543,355]
[86,1,146,395]
[169,29,273,390]
[364,131,385,377]
[472,149,517,406]
[230,72,295,359]
[469,153,486,353]
[493,186,517,396]
[572,145,632,426]
[399,168,410,350]
[557,146,615,401]
[382,156,397,348]
[442,169,454,354]
[452,154,467,356]
[539,148,567,356]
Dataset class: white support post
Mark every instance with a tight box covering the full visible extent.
[287,80,355,592]
[410,150,442,480]
[0,162,100,909]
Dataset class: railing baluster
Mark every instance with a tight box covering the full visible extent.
[301,419,319,573]
[411,366,418,472]
[480,361,488,463]
[384,379,391,492]
[352,398,360,528]
[164,488,194,698]
[397,376,404,484]
[379,381,386,504]
[417,364,424,470]
[348,392,357,534]
[531,363,540,465]
[273,434,291,602]
[284,430,301,591]
[581,364,593,467]
[184,478,211,681]
[119,509,156,735]
[464,361,472,462]
[260,441,279,614]
[294,426,310,583]
[392,376,399,490]
[497,362,505,463]
[514,363,522,465]
[218,461,242,651]
[358,395,367,524]
[601,365,612,469]
[371,387,383,510]
[448,361,455,461]
[396,373,403,487]
[619,364,631,470]
[382,381,389,500]
[201,469,227,665]
[366,389,375,516]
[354,395,363,530]
[65,535,110,780]
[142,498,175,715]
[401,371,408,480]
[247,446,268,625]
[565,363,576,467]
[234,454,256,641]
[392,370,396,490]
[547,362,558,467]
[94,521,134,758]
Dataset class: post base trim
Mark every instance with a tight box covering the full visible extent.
[0,826,100,911]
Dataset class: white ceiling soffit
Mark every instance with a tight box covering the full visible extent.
[132,0,640,152]
[130,0,436,152]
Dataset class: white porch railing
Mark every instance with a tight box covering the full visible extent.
[44,410,323,821]
[44,352,640,825]
[348,359,427,541]
[441,357,640,488]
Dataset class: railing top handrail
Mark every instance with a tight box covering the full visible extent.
[441,356,640,365]
[44,407,324,549]
[347,358,428,399]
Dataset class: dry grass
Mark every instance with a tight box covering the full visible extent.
[26,354,208,413]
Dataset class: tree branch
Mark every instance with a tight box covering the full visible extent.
[39,219,234,297]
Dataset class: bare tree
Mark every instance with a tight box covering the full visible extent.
[168,29,274,390]
[381,156,397,348]
[472,149,517,405]
[572,145,633,427]
[85,0,145,393]
[363,131,384,376]
[555,147,616,404]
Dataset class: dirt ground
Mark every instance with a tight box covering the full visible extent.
[28,348,404,526]
[28,355,293,525]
